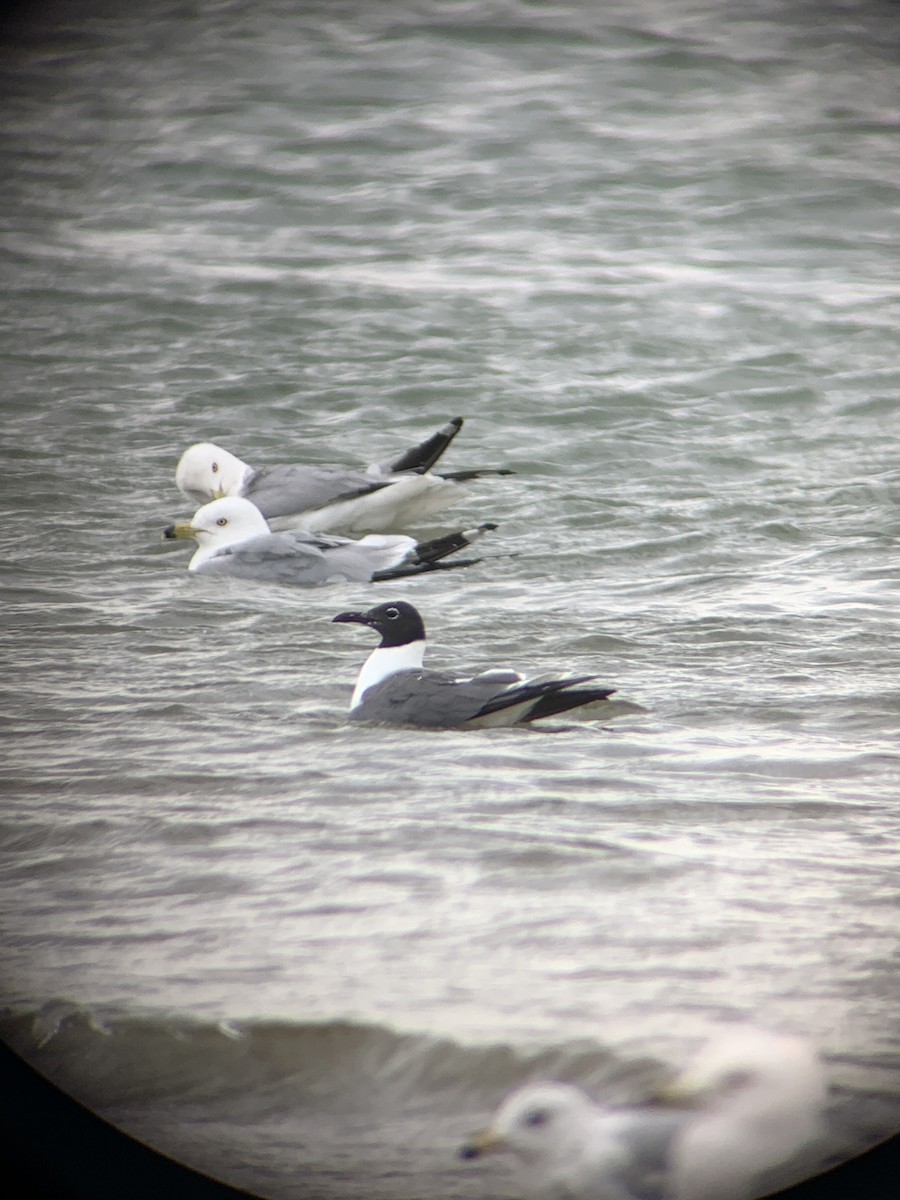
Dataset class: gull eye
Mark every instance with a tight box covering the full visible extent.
[216,517,228,527]
[523,1109,549,1128]
[211,462,219,473]
[385,607,400,620]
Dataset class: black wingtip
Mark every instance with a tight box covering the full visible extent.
[524,684,617,722]
[385,416,465,474]
[438,468,515,481]
[410,522,498,565]
[458,1144,480,1161]
[371,557,481,582]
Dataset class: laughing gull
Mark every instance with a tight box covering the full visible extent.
[458,1081,685,1200]
[175,416,514,534]
[163,497,497,585]
[662,1028,828,1200]
[331,601,617,727]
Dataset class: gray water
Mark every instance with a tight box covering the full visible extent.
[2,1,900,1197]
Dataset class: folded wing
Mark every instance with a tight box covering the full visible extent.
[351,669,616,727]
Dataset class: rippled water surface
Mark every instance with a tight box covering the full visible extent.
[2,1,900,1197]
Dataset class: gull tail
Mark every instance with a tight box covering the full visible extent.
[369,521,497,581]
[411,521,498,564]
[523,683,617,721]
[380,416,464,475]
[473,675,617,722]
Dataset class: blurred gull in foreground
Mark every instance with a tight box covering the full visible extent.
[457,1028,827,1200]
[163,497,496,585]
[175,415,514,534]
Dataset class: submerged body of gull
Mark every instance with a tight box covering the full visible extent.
[332,600,617,728]
[175,416,513,533]
[163,497,496,586]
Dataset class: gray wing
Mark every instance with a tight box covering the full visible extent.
[195,531,376,586]
[350,669,523,727]
[246,464,393,520]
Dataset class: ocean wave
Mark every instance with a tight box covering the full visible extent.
[1,1000,665,1116]
[2,999,898,1200]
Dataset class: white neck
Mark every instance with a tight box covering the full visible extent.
[189,543,223,569]
[236,462,255,495]
[350,640,425,709]
[209,448,252,498]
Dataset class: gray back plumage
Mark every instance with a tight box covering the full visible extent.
[350,668,526,727]
[196,531,385,585]
[246,465,391,520]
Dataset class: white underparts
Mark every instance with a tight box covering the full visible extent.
[268,475,462,534]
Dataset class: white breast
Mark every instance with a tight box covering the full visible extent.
[351,640,426,709]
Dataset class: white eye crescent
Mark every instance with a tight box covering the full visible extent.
[386,607,400,620]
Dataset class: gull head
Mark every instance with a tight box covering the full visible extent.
[175,442,252,504]
[332,600,427,649]
[458,1081,600,1168]
[163,496,271,568]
